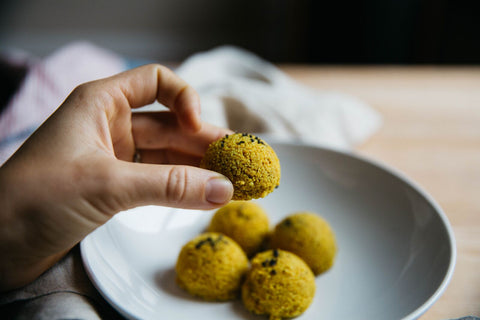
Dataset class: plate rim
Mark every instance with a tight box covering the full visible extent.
[80,140,457,320]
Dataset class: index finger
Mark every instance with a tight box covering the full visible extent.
[106,64,202,132]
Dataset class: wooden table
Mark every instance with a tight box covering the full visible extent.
[282,66,480,319]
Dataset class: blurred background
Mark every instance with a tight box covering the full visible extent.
[1,0,480,64]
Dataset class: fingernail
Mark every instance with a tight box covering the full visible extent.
[206,176,233,204]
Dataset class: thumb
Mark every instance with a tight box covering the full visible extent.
[107,161,233,211]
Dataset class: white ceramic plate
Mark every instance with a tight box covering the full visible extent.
[81,142,456,320]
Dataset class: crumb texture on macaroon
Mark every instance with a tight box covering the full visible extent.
[200,133,280,200]
[208,201,270,256]
[242,249,315,320]
[175,232,249,300]
[271,212,337,275]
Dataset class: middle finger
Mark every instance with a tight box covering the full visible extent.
[131,112,232,156]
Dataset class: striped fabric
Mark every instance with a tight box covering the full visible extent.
[0,42,125,164]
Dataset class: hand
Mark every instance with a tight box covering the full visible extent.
[0,64,233,291]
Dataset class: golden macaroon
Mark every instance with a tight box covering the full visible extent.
[242,249,315,320]
[208,201,270,257]
[271,212,337,275]
[200,133,280,200]
[175,232,249,301]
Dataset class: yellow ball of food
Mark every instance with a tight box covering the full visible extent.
[242,249,315,319]
[175,232,249,301]
[208,201,270,257]
[271,212,337,275]
[200,133,280,200]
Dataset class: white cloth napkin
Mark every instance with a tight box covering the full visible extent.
[174,46,382,150]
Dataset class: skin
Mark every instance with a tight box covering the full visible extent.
[0,64,234,292]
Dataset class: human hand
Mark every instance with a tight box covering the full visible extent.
[0,64,233,291]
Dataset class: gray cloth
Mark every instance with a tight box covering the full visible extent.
[0,245,123,320]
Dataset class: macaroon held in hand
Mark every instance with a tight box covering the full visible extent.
[0,64,234,291]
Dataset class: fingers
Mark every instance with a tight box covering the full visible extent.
[138,149,202,166]
[108,160,233,210]
[102,64,202,132]
[131,112,233,156]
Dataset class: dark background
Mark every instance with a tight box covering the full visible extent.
[293,0,480,64]
[1,0,479,64]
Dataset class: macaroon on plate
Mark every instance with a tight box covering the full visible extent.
[81,141,455,320]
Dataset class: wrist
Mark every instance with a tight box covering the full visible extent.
[0,164,69,291]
